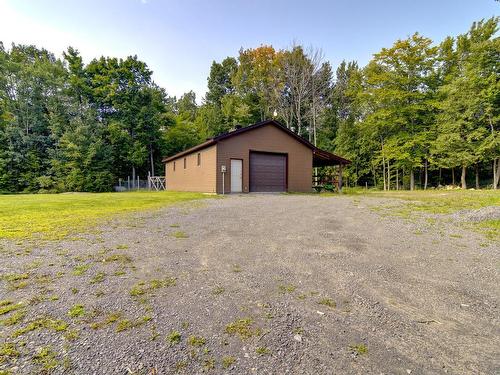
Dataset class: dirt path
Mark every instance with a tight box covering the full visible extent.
[1,195,499,374]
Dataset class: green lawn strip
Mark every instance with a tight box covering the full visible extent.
[0,191,212,240]
[472,219,500,240]
[342,188,499,214]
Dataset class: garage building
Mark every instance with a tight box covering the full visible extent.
[162,120,350,193]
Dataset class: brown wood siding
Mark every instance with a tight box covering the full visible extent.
[249,152,287,192]
[216,124,312,193]
[165,145,217,192]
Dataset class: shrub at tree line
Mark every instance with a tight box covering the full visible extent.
[0,17,498,192]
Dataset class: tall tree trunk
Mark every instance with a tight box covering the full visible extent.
[381,140,386,191]
[396,169,399,190]
[132,166,136,189]
[461,165,467,189]
[438,167,442,186]
[410,169,415,191]
[424,159,428,190]
[493,158,500,189]
[451,167,455,186]
[382,158,387,191]
[387,160,391,191]
[371,164,377,187]
[475,163,479,189]
[149,144,155,177]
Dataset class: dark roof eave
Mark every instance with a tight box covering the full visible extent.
[162,119,351,165]
[312,148,351,165]
[162,139,216,163]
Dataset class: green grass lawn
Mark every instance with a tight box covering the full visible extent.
[0,191,211,240]
[342,188,500,240]
[343,188,500,213]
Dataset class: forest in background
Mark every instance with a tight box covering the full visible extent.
[0,17,498,193]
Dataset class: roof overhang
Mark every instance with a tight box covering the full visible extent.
[162,119,351,166]
[162,139,216,163]
[313,148,351,167]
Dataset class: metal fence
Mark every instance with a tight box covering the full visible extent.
[114,175,166,191]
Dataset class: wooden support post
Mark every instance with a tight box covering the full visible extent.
[338,163,343,193]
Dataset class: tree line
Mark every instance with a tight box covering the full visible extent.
[0,17,498,192]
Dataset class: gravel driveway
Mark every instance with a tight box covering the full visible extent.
[1,194,499,374]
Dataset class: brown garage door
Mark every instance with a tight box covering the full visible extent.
[249,152,287,192]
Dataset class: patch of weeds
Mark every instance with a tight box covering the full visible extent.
[63,329,80,341]
[104,254,132,263]
[129,277,176,297]
[0,342,20,363]
[203,357,216,370]
[116,319,133,332]
[232,264,242,273]
[349,343,368,355]
[55,249,69,256]
[0,301,23,316]
[181,321,190,329]
[105,312,122,324]
[150,325,160,341]
[25,260,43,270]
[94,289,105,297]
[169,223,180,228]
[222,356,236,369]
[292,327,304,335]
[62,355,72,370]
[171,230,188,239]
[187,335,206,347]
[33,345,58,371]
[90,271,106,284]
[68,304,85,318]
[49,295,59,301]
[70,287,79,294]
[278,284,296,294]
[265,312,274,319]
[72,264,91,276]
[318,298,336,308]
[175,360,187,371]
[90,312,122,329]
[168,330,182,345]
[116,244,129,250]
[211,286,225,295]
[449,233,463,239]
[129,282,146,297]
[114,269,126,276]
[225,318,260,339]
[115,315,150,332]
[1,310,26,326]
[35,274,53,285]
[3,273,29,290]
[256,346,271,356]
[296,294,307,300]
[12,317,68,337]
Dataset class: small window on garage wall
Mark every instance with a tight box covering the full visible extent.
[197,153,201,166]
[184,158,186,169]
[173,161,176,171]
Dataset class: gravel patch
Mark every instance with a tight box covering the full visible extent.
[449,205,500,222]
[0,195,498,374]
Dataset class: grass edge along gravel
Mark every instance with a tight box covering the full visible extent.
[0,191,214,240]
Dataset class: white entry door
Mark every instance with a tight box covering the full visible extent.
[230,159,243,193]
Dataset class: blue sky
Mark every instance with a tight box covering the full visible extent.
[1,0,498,100]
